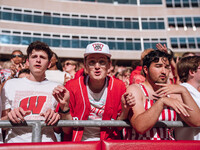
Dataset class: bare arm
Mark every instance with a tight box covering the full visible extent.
[129,84,191,134]
[1,108,31,123]
[1,109,10,120]
[128,85,164,134]
[155,83,200,126]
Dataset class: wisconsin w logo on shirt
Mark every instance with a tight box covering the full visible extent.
[19,96,47,114]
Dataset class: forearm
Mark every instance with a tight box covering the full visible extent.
[131,100,164,134]
[180,89,200,126]
[1,115,8,120]
[117,108,129,120]
[1,109,10,120]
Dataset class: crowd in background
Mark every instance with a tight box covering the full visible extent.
[0,41,200,143]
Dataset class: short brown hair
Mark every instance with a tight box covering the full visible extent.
[26,41,53,61]
[177,56,200,82]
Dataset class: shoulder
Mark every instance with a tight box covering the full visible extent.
[46,80,61,87]
[65,76,83,88]
[127,84,144,99]
[112,76,124,84]
[4,78,23,86]
[108,76,126,89]
[127,84,141,92]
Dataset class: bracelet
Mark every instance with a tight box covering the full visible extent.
[59,107,70,114]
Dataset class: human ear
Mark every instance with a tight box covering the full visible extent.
[47,61,51,69]
[143,66,148,75]
[189,69,195,77]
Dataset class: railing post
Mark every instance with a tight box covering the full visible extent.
[31,121,42,142]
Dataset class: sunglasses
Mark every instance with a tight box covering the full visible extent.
[88,60,107,67]
[65,62,72,66]
[11,54,23,58]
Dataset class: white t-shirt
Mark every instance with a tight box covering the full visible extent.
[1,77,60,143]
[175,83,200,140]
[45,70,70,85]
[81,76,108,141]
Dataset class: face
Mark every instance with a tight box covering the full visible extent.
[50,54,57,68]
[193,65,200,84]
[64,61,75,73]
[144,57,170,84]
[11,51,23,65]
[27,50,50,77]
[85,54,111,81]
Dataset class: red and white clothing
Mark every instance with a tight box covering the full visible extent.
[81,76,108,141]
[1,77,60,143]
[130,84,177,140]
[65,75,126,141]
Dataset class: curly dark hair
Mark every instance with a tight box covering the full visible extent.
[26,41,53,61]
[142,50,172,76]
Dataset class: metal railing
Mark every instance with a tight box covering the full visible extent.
[0,120,193,142]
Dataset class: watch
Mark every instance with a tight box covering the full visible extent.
[59,107,70,114]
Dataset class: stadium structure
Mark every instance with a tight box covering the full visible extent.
[0,0,200,65]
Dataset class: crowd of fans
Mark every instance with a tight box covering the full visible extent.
[0,40,200,143]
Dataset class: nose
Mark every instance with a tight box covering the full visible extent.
[36,57,41,62]
[161,67,167,74]
[94,62,100,69]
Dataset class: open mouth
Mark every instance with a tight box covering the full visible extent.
[35,65,41,69]
[94,71,101,76]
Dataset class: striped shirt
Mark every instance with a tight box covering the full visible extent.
[131,84,177,140]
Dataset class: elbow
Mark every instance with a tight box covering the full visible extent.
[134,127,147,135]
[192,120,200,127]
[131,123,148,135]
[185,119,200,127]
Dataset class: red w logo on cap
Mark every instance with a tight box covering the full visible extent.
[92,43,104,51]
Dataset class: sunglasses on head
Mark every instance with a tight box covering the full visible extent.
[11,54,23,58]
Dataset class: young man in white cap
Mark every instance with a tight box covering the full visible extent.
[53,42,135,141]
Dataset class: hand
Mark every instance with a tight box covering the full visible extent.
[158,97,193,117]
[156,43,168,52]
[122,92,136,109]
[52,85,70,110]
[9,64,17,77]
[8,107,31,124]
[40,109,60,125]
[19,63,28,70]
[154,83,185,97]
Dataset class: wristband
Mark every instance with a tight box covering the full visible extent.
[59,107,70,114]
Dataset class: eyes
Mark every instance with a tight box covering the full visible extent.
[155,64,170,70]
[30,55,47,60]
[87,59,108,67]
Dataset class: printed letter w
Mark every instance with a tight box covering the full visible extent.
[20,96,46,114]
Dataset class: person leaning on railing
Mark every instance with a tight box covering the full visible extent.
[125,50,200,140]
[53,42,136,142]
[0,41,60,143]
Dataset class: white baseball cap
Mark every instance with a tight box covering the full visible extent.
[84,42,111,58]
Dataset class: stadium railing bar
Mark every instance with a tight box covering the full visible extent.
[0,120,195,142]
